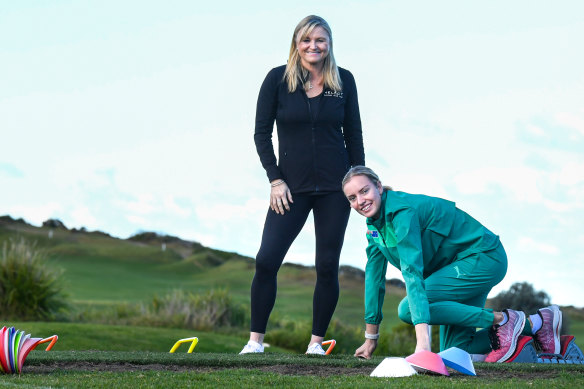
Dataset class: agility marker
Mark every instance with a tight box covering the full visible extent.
[370,357,417,377]
[405,350,449,376]
[322,339,336,355]
[536,335,584,365]
[169,337,199,353]
[503,335,584,364]
[505,336,538,363]
[439,347,476,375]
[0,326,58,374]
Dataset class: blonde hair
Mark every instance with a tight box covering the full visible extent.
[284,15,342,93]
[342,166,393,191]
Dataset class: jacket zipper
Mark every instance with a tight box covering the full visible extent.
[304,91,319,192]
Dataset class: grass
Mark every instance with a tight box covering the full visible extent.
[1,351,581,388]
[1,322,286,353]
[2,370,582,389]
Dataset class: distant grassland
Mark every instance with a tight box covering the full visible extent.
[0,221,406,331]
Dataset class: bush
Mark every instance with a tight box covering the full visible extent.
[490,282,551,314]
[0,238,69,320]
[71,288,247,331]
[147,288,247,330]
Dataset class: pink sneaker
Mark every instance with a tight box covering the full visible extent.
[533,305,562,355]
[485,309,526,363]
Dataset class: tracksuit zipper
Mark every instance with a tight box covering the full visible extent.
[304,91,319,192]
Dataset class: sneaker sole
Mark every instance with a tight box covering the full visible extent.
[551,304,562,355]
[499,311,526,362]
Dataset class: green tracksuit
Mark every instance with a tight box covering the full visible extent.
[364,190,507,353]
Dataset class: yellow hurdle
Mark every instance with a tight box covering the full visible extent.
[169,337,199,353]
[322,339,336,355]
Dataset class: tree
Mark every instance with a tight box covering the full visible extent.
[490,282,550,314]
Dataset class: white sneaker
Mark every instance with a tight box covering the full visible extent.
[306,343,326,355]
[239,340,264,354]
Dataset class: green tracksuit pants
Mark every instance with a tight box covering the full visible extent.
[396,243,508,354]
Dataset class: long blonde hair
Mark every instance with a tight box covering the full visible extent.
[342,166,393,192]
[284,15,342,93]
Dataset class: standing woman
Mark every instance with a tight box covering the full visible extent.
[240,15,365,355]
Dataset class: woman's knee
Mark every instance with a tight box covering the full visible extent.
[315,255,339,279]
[255,251,283,277]
[397,297,412,324]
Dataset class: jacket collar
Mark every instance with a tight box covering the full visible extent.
[366,190,388,229]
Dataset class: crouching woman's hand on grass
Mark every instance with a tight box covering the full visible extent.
[354,323,379,359]
[354,339,377,359]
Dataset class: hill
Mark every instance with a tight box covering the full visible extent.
[1,214,582,351]
[0,215,406,332]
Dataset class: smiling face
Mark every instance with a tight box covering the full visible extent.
[297,26,330,68]
[343,175,384,219]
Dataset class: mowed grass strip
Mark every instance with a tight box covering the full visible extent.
[3,322,262,353]
[11,353,584,389]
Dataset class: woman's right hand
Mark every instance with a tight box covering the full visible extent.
[270,180,293,215]
[354,339,377,359]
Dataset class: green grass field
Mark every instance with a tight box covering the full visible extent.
[2,351,582,388]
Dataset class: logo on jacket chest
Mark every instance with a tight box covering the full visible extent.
[324,91,343,98]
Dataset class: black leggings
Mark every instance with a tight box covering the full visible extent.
[250,191,350,336]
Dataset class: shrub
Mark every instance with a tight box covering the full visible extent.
[147,288,246,330]
[70,288,248,331]
[0,238,69,320]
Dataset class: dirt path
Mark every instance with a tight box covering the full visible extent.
[24,361,578,379]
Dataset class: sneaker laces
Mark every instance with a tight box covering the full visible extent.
[488,325,501,351]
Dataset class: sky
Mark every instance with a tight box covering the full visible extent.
[1,1,583,307]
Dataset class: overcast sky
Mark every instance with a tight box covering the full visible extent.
[1,1,583,307]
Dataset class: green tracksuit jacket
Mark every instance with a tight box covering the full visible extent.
[364,190,500,326]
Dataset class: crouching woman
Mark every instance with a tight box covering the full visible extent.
[341,166,562,362]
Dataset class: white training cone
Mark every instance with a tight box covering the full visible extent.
[439,347,476,376]
[370,357,418,377]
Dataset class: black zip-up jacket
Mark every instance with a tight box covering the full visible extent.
[254,65,365,193]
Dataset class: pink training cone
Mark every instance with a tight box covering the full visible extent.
[405,350,450,376]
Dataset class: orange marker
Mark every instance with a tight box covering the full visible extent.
[322,339,336,355]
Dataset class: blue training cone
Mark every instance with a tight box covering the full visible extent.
[438,347,476,376]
